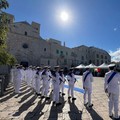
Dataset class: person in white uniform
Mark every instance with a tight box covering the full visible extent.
[10,66,15,83]
[47,66,52,93]
[13,65,22,94]
[104,64,120,120]
[52,66,62,106]
[34,67,42,96]
[59,69,66,96]
[82,67,93,107]
[31,66,36,89]
[67,68,76,100]
[41,66,50,100]
[26,66,33,87]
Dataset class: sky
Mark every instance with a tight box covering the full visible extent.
[4,0,120,62]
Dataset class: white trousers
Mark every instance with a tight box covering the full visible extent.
[84,87,92,105]
[14,78,22,93]
[35,79,40,94]
[53,84,60,103]
[108,93,119,118]
[42,81,49,97]
[68,83,74,98]
[60,82,64,93]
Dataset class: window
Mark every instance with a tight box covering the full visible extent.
[97,60,99,65]
[61,51,63,54]
[82,56,84,60]
[64,59,67,65]
[66,52,68,55]
[101,55,103,59]
[25,31,27,36]
[96,54,99,58]
[7,19,10,24]
[101,60,103,64]
[48,60,50,65]
[105,56,107,59]
[44,48,46,51]
[56,49,59,54]
[22,43,28,49]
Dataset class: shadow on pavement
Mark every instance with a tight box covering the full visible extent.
[68,99,82,120]
[85,105,103,120]
[18,90,34,103]
[0,83,28,102]
[47,94,66,120]
[24,99,46,120]
[13,95,37,116]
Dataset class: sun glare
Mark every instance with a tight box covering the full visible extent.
[60,11,69,22]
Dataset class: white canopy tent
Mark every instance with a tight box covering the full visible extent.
[98,63,109,69]
[75,64,85,69]
[86,63,97,68]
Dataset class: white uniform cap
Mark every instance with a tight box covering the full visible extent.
[108,64,116,68]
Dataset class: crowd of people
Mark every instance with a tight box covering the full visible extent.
[10,65,77,106]
[10,64,120,120]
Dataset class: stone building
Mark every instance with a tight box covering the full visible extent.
[6,13,111,68]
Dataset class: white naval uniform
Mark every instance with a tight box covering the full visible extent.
[60,73,65,94]
[52,72,61,103]
[31,69,36,89]
[10,67,15,83]
[47,70,52,92]
[82,70,93,105]
[67,72,76,98]
[26,68,33,87]
[104,70,120,118]
[34,70,41,94]
[41,70,49,97]
[14,68,22,93]
[20,68,25,82]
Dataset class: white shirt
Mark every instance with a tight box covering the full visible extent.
[82,70,93,89]
[104,70,120,94]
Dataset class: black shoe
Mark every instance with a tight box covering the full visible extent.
[41,96,45,99]
[36,93,41,96]
[68,96,71,99]
[88,104,93,107]
[45,97,50,100]
[84,102,88,106]
[53,101,56,104]
[62,93,65,96]
[72,97,76,100]
[109,114,113,119]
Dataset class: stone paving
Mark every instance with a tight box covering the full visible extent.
[0,76,120,120]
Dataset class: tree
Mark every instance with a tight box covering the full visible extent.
[0,0,16,65]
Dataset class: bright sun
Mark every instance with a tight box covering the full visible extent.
[60,11,69,22]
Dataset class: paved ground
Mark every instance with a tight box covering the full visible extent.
[0,76,120,120]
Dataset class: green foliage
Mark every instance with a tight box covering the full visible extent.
[0,0,9,9]
[0,47,16,65]
[0,13,8,46]
[0,0,17,65]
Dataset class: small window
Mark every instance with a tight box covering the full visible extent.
[64,59,67,65]
[61,51,63,54]
[22,43,28,49]
[82,56,84,60]
[48,60,50,65]
[66,52,68,55]
[25,31,27,36]
[44,48,46,51]
[56,49,59,54]
[96,54,99,58]
[101,55,103,59]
